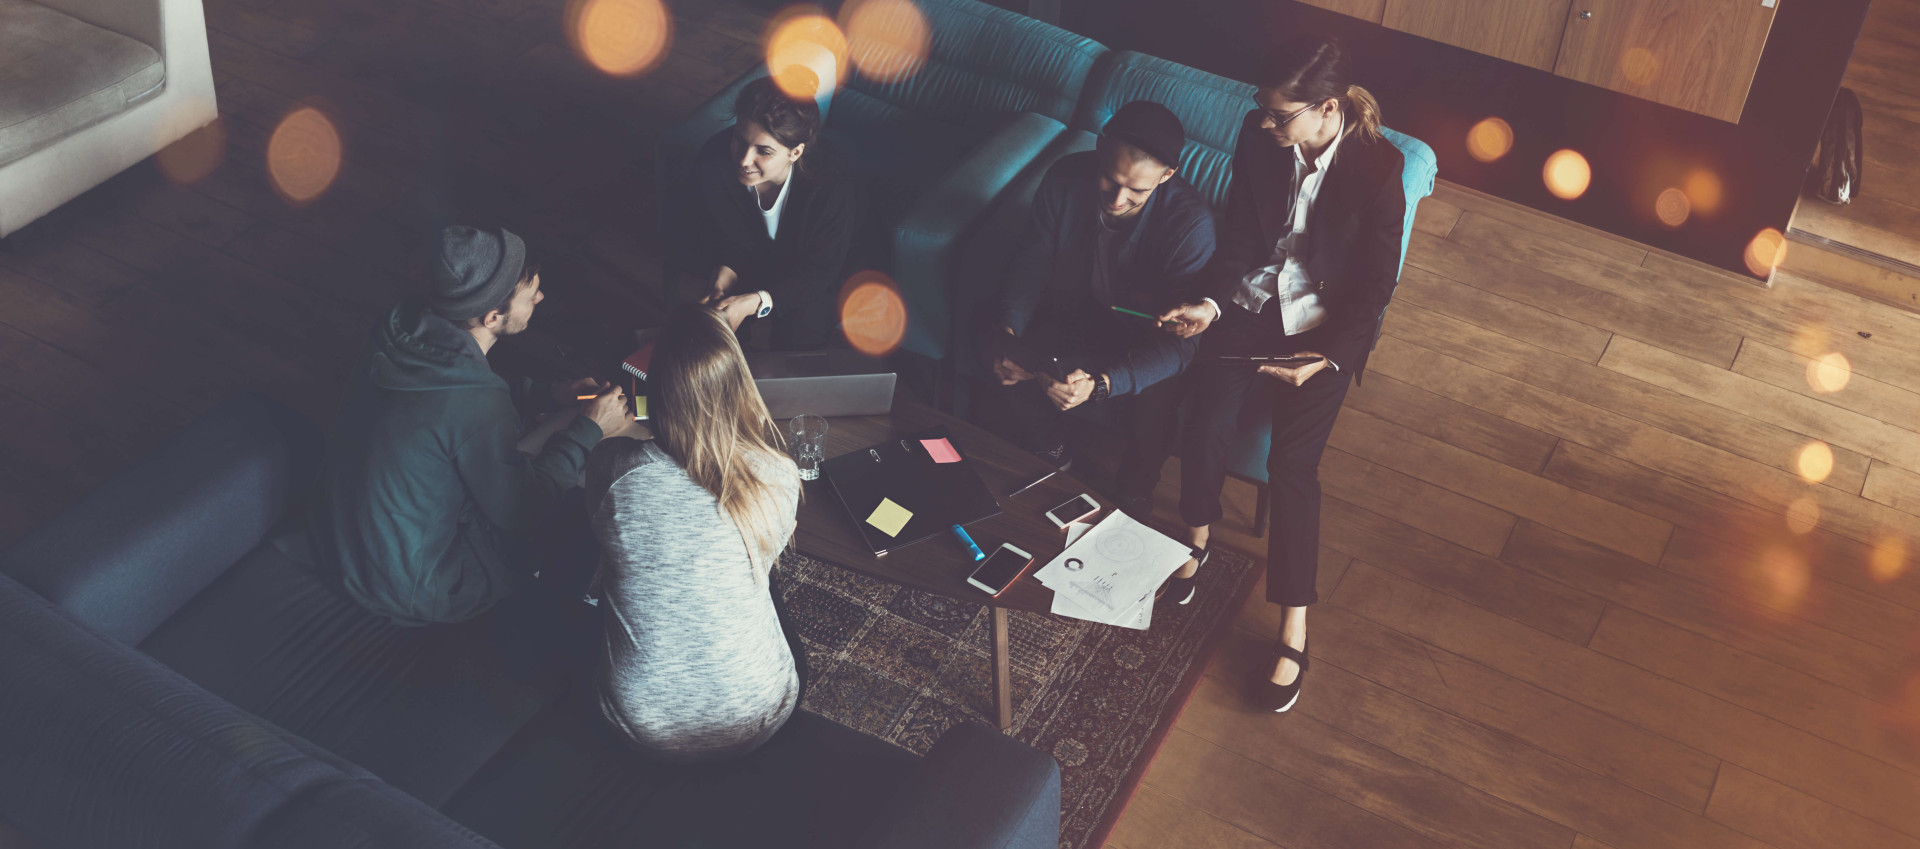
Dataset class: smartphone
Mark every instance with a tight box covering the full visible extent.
[998,334,1067,382]
[1215,355,1325,366]
[1045,493,1100,529]
[967,542,1035,596]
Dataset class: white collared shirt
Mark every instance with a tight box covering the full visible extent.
[752,174,792,240]
[1207,113,1346,338]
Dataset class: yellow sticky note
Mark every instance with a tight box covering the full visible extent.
[633,395,647,420]
[865,498,913,537]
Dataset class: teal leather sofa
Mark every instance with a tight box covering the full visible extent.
[656,0,1108,364]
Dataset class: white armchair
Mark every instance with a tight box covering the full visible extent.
[0,0,216,237]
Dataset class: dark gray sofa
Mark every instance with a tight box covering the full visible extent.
[0,392,1060,849]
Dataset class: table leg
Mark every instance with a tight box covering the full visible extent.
[990,605,1013,731]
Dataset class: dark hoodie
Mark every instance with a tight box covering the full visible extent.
[315,301,602,625]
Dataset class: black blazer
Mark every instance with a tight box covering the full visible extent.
[1205,110,1406,378]
[687,129,861,349]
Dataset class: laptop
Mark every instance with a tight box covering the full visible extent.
[746,349,896,419]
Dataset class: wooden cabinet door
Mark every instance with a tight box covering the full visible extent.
[1383,0,1573,71]
[1294,0,1387,24]
[1554,0,1779,122]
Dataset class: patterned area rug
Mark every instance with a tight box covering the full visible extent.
[773,543,1260,849]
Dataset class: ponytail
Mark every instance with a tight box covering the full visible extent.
[1344,84,1383,141]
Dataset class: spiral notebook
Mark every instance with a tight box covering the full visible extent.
[822,425,1002,556]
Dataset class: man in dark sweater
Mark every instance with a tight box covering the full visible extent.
[316,225,633,625]
[987,101,1217,513]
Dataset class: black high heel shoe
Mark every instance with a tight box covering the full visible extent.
[1256,636,1308,713]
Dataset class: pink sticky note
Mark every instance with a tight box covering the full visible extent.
[920,438,962,464]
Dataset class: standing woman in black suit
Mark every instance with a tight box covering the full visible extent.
[682,76,861,350]
[1155,34,1406,713]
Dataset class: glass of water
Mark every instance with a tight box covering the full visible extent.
[788,414,828,481]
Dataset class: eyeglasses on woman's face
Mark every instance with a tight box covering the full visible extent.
[1256,100,1322,129]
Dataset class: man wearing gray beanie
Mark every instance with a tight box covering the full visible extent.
[315,224,635,625]
[984,100,1216,547]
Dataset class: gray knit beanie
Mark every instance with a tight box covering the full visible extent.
[429,225,526,320]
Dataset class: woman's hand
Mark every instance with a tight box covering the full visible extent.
[714,292,764,331]
[1258,353,1330,386]
[703,265,740,305]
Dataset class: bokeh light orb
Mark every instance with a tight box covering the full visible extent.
[1744,228,1788,278]
[841,0,929,84]
[1543,149,1590,200]
[1871,536,1909,584]
[1655,187,1690,227]
[1753,546,1810,611]
[838,271,906,357]
[1684,169,1723,215]
[567,0,671,78]
[1465,117,1513,163]
[157,118,227,186]
[1784,496,1820,535]
[267,107,342,205]
[1621,47,1659,86]
[1795,441,1834,484]
[765,7,847,100]
[1806,352,1851,394]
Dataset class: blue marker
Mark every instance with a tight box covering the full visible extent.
[950,524,986,561]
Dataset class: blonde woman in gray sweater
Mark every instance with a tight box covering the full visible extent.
[584,305,801,762]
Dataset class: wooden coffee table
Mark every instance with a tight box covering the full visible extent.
[792,392,1103,731]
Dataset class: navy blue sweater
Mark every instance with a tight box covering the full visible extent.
[993,151,1217,396]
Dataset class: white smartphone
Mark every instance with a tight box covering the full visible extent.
[1044,493,1100,529]
[967,542,1035,596]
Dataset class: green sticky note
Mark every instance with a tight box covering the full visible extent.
[865,498,913,537]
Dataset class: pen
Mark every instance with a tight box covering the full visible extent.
[1110,306,1169,324]
[950,524,986,561]
[1007,469,1059,498]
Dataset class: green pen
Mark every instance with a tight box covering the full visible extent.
[1110,305,1168,324]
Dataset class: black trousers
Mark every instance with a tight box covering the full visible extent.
[988,321,1184,502]
[1178,304,1352,607]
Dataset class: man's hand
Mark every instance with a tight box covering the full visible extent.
[1045,369,1097,411]
[551,376,610,405]
[715,292,763,331]
[1258,352,1330,386]
[583,386,632,437]
[993,357,1034,385]
[1158,302,1217,339]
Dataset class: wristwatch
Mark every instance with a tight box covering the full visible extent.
[1089,373,1112,403]
[754,290,773,319]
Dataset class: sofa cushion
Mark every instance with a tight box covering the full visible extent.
[138,536,575,808]
[0,0,165,168]
[842,0,1104,128]
[0,571,499,848]
[443,694,918,849]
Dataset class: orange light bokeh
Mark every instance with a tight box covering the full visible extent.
[1655,187,1690,227]
[1465,117,1513,163]
[1744,228,1788,278]
[1784,496,1820,535]
[1543,149,1590,200]
[1621,47,1659,86]
[157,119,227,186]
[841,0,929,85]
[1871,536,1909,584]
[1752,546,1811,611]
[765,7,847,100]
[1805,352,1851,394]
[567,0,671,78]
[1683,169,1723,215]
[266,107,342,205]
[1795,441,1834,484]
[838,271,907,357]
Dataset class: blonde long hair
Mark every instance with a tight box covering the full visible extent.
[650,305,793,569]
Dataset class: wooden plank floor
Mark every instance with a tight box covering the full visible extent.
[1791,0,1920,270]
[2,1,1918,849]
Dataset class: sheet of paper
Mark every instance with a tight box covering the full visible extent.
[865,498,913,537]
[1035,511,1186,629]
[1052,586,1152,630]
[919,438,962,464]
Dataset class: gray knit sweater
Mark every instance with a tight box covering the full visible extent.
[584,438,801,762]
